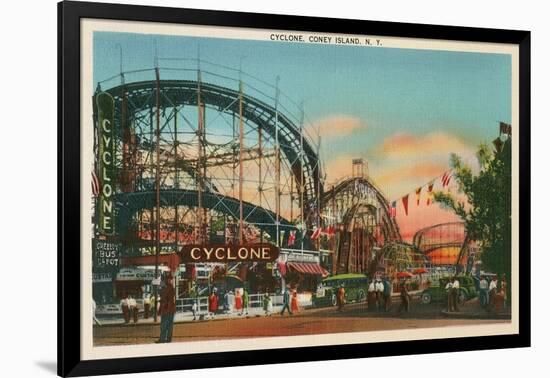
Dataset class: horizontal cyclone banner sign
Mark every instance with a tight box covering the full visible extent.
[180,244,280,263]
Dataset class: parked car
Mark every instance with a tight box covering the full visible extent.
[313,273,368,307]
[420,275,477,305]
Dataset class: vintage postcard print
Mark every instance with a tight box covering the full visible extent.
[80,18,520,361]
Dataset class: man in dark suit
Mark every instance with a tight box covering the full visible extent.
[280,286,293,316]
[157,274,176,343]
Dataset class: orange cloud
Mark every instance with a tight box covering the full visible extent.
[375,131,472,159]
[308,115,365,139]
[323,154,358,184]
[368,131,477,199]
[370,161,448,199]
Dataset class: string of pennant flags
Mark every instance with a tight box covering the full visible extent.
[388,122,511,218]
[91,119,511,246]
[389,169,454,218]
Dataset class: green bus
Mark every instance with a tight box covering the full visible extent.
[313,273,369,307]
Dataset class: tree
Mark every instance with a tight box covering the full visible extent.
[434,137,511,287]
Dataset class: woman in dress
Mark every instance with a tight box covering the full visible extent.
[291,290,299,313]
[234,288,242,312]
[208,291,218,319]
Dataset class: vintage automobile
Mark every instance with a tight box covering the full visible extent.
[420,275,478,305]
[313,273,369,307]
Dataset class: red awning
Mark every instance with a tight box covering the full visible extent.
[287,262,329,277]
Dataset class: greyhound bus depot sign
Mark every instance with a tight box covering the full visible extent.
[180,244,280,263]
[96,92,116,235]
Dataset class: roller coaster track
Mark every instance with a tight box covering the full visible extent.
[105,79,322,218]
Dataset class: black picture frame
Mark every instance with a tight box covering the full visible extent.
[58,1,531,376]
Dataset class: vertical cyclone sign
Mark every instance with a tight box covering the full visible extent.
[97,92,116,235]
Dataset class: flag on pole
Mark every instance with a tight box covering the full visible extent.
[311,226,322,240]
[444,172,452,188]
[415,187,422,206]
[91,170,100,197]
[288,230,296,246]
[426,182,434,205]
[442,171,452,188]
[402,195,409,216]
[499,122,512,136]
[441,172,449,187]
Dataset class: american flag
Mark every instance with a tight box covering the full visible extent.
[288,230,296,246]
[441,171,452,187]
[390,201,397,218]
[310,226,322,240]
[91,170,100,197]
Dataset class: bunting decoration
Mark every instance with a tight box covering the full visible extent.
[311,226,322,240]
[288,230,296,246]
[402,195,409,216]
[426,182,434,205]
[279,230,286,246]
[442,171,452,188]
[441,171,449,187]
[390,169,454,214]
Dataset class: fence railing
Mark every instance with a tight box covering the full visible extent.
[175,293,286,315]
[96,292,313,316]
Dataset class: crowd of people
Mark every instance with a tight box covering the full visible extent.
[366,276,394,312]
[93,270,510,344]
[478,274,508,312]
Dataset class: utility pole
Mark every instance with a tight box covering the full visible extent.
[238,79,244,244]
[153,66,161,323]
[300,102,305,253]
[274,76,280,248]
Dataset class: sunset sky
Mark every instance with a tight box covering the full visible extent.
[94,32,511,240]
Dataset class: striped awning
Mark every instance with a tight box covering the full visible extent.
[287,262,329,277]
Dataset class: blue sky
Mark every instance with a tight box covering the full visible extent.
[94,31,512,198]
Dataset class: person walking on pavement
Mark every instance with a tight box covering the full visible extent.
[143,293,151,319]
[489,275,499,311]
[226,289,235,314]
[157,274,176,343]
[235,288,242,312]
[375,278,384,312]
[208,290,218,319]
[367,279,377,311]
[263,292,272,316]
[241,288,249,316]
[336,284,346,312]
[191,299,198,321]
[451,276,460,312]
[479,276,489,308]
[120,295,130,324]
[280,286,293,316]
[383,276,392,312]
[501,274,508,309]
[128,295,138,323]
[398,281,411,313]
[92,299,101,326]
[291,289,299,313]
[445,278,453,312]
